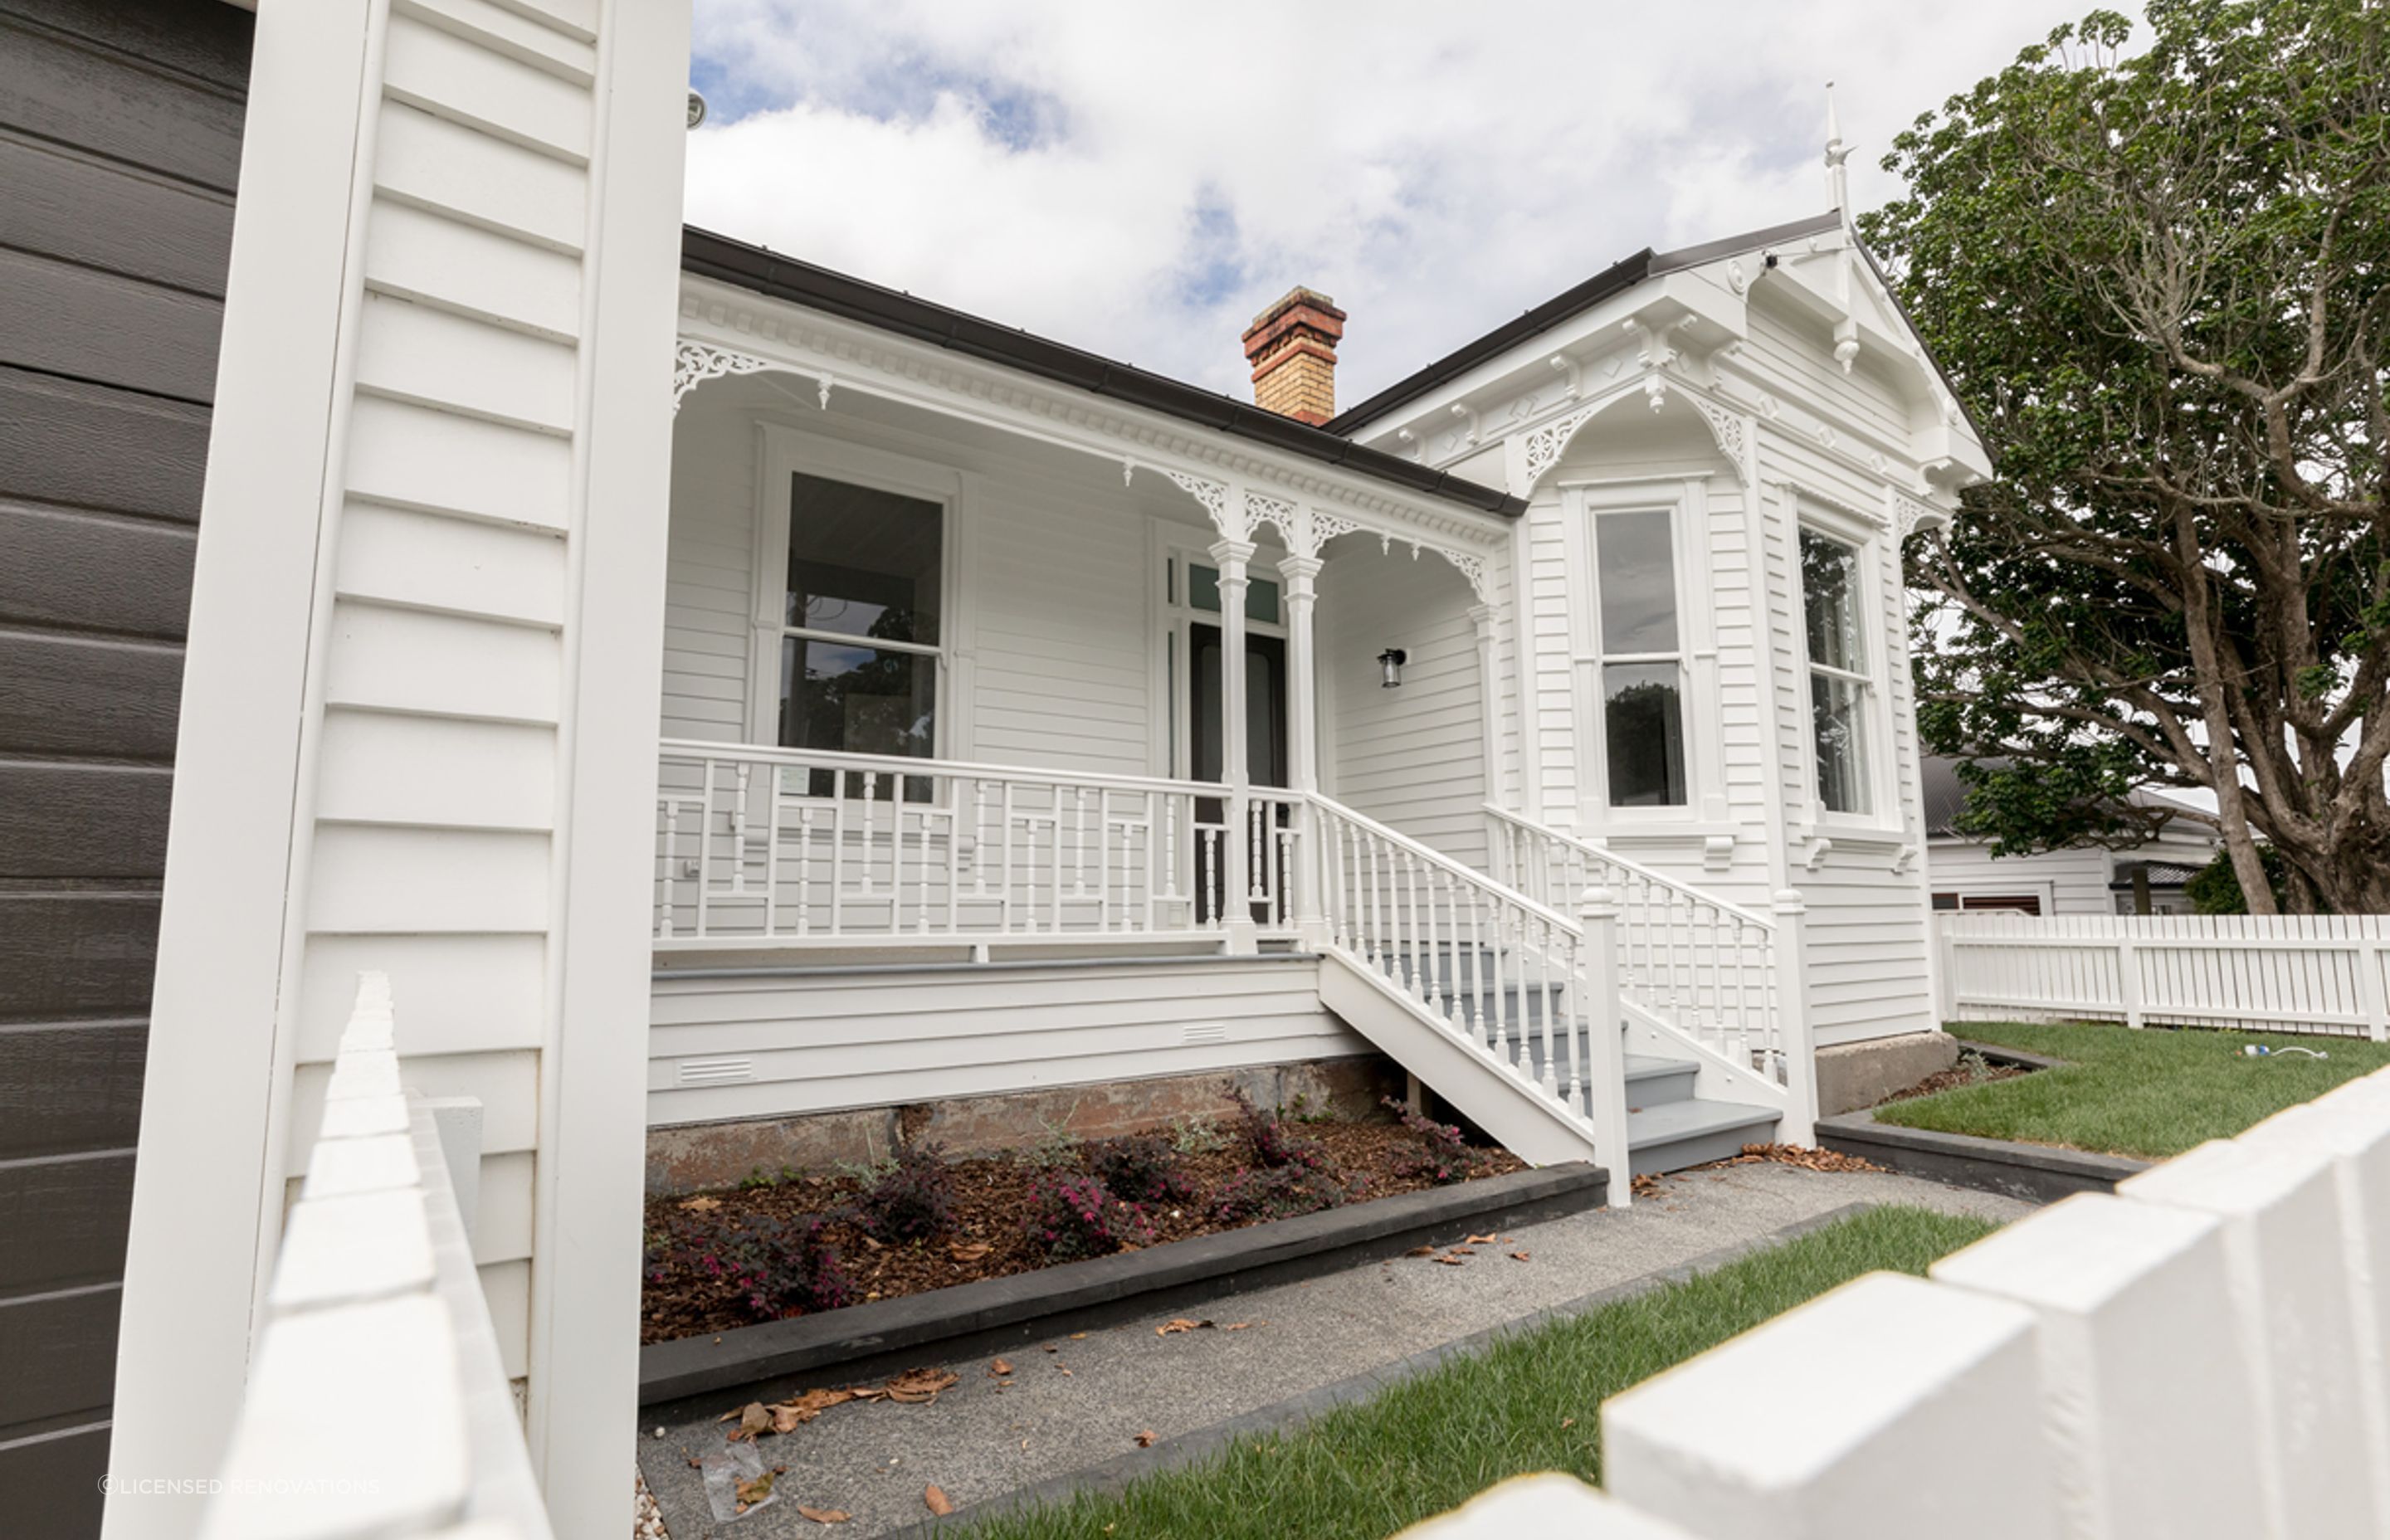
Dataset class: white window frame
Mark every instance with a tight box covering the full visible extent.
[746,424,975,766]
[1791,501,1896,835]
[1563,477,1728,831]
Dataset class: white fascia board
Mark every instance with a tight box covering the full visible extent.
[675,275,1514,552]
[1344,268,1744,461]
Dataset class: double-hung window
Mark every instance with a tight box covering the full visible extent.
[1799,526,1873,816]
[1592,509,1688,807]
[770,469,944,793]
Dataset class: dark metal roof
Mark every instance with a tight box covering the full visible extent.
[1325,211,1846,436]
[680,226,1529,519]
[2110,860,2202,891]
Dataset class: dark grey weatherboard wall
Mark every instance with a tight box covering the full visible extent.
[0,1,251,1532]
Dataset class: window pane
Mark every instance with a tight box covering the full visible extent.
[1800,528,1862,674]
[1188,564,1280,624]
[1604,662,1687,807]
[1597,511,1679,655]
[787,471,942,646]
[779,637,938,783]
[1811,671,1870,814]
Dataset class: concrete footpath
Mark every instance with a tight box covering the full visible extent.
[637,1164,2031,1538]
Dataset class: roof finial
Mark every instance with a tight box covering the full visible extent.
[1824,80,1851,222]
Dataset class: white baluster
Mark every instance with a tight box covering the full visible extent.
[656,798,677,939]
[795,804,814,938]
[1074,787,1090,898]
[1200,826,1219,929]
[695,767,715,938]
[1464,889,1485,1044]
[730,763,750,894]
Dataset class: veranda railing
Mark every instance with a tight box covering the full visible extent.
[655,740,1299,948]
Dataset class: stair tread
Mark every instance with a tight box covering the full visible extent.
[1625,1097,1779,1148]
[1622,1055,1694,1081]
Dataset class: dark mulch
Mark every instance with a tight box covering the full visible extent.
[641,1119,1524,1345]
[1871,1055,2031,1109]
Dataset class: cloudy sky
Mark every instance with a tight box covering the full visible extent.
[685,2,2110,405]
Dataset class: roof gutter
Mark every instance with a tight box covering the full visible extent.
[680,227,1529,519]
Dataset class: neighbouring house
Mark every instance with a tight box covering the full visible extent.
[0,3,1992,1533]
[1922,757,2221,917]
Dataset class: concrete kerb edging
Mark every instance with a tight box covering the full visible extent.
[884,1202,1890,1538]
[1818,1109,2150,1202]
[1949,1038,2069,1074]
[638,1161,1609,1413]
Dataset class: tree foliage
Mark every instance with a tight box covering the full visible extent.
[1861,0,2390,912]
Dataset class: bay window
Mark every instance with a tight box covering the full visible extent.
[1799,525,1872,816]
[1593,509,1688,807]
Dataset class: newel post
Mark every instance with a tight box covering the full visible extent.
[1578,886,1633,1206]
[1773,889,1818,1146]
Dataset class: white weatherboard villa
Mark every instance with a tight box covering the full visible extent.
[17,2,1988,1534]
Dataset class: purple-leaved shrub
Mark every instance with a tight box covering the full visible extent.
[857,1142,956,1243]
[1025,1172,1155,1260]
[1383,1097,1495,1186]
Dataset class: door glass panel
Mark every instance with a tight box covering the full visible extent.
[1596,511,1679,655]
[1603,662,1686,807]
[787,471,942,646]
[1188,563,1280,625]
[1811,671,1870,814]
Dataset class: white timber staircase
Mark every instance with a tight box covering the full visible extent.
[1310,800,1817,1193]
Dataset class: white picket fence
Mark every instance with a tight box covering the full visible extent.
[1412,1060,2390,1539]
[1934,912,2390,1040]
[196,974,550,1540]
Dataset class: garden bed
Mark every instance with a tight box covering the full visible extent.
[642,1099,1523,1347]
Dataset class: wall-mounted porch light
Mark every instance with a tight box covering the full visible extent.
[1378,648,1407,689]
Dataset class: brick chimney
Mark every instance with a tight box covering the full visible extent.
[1241,286,1346,426]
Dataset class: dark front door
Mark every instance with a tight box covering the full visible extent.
[0,2,253,1532]
[1189,624,1289,923]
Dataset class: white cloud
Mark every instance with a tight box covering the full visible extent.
[685,0,2110,403]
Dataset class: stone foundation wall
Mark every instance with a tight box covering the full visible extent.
[645,1054,1405,1195]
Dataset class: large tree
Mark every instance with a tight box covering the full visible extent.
[1861,0,2390,912]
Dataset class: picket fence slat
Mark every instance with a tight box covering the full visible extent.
[1937,913,2390,1040]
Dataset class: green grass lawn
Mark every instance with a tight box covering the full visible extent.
[1875,1021,2390,1160]
[957,1206,1996,1540]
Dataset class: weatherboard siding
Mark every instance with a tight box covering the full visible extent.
[649,958,1359,1126]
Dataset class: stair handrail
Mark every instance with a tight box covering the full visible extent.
[1483,805,1801,1129]
[1482,805,1775,931]
[1322,795,1583,936]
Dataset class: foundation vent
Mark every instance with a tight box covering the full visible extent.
[1180,1022,1229,1046]
[677,1056,754,1087]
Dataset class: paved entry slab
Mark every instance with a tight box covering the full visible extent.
[637,1163,2030,1538]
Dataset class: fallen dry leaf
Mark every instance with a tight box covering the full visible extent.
[719,1401,772,1441]
[734,1470,776,1510]
[1510,1251,1531,1262]
[949,1241,993,1263]
[1041,1343,1059,1353]
[1058,1366,1073,1376]
[1465,1232,1497,1245]
[862,1235,885,1250]
[924,1484,955,1516]
[765,1387,861,1432]
[1155,1318,1213,1336]
[679,1196,722,1212]
[1405,1245,1437,1257]
[1450,1246,1476,1256]
[1222,1322,1253,1331]
[988,1358,1013,1377]
[1134,1429,1158,1448]
[1069,1332,1090,1340]
[885,1367,960,1404]
[1562,1416,1577,1430]
[796,1505,851,1524]
[1432,1255,1467,1267]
